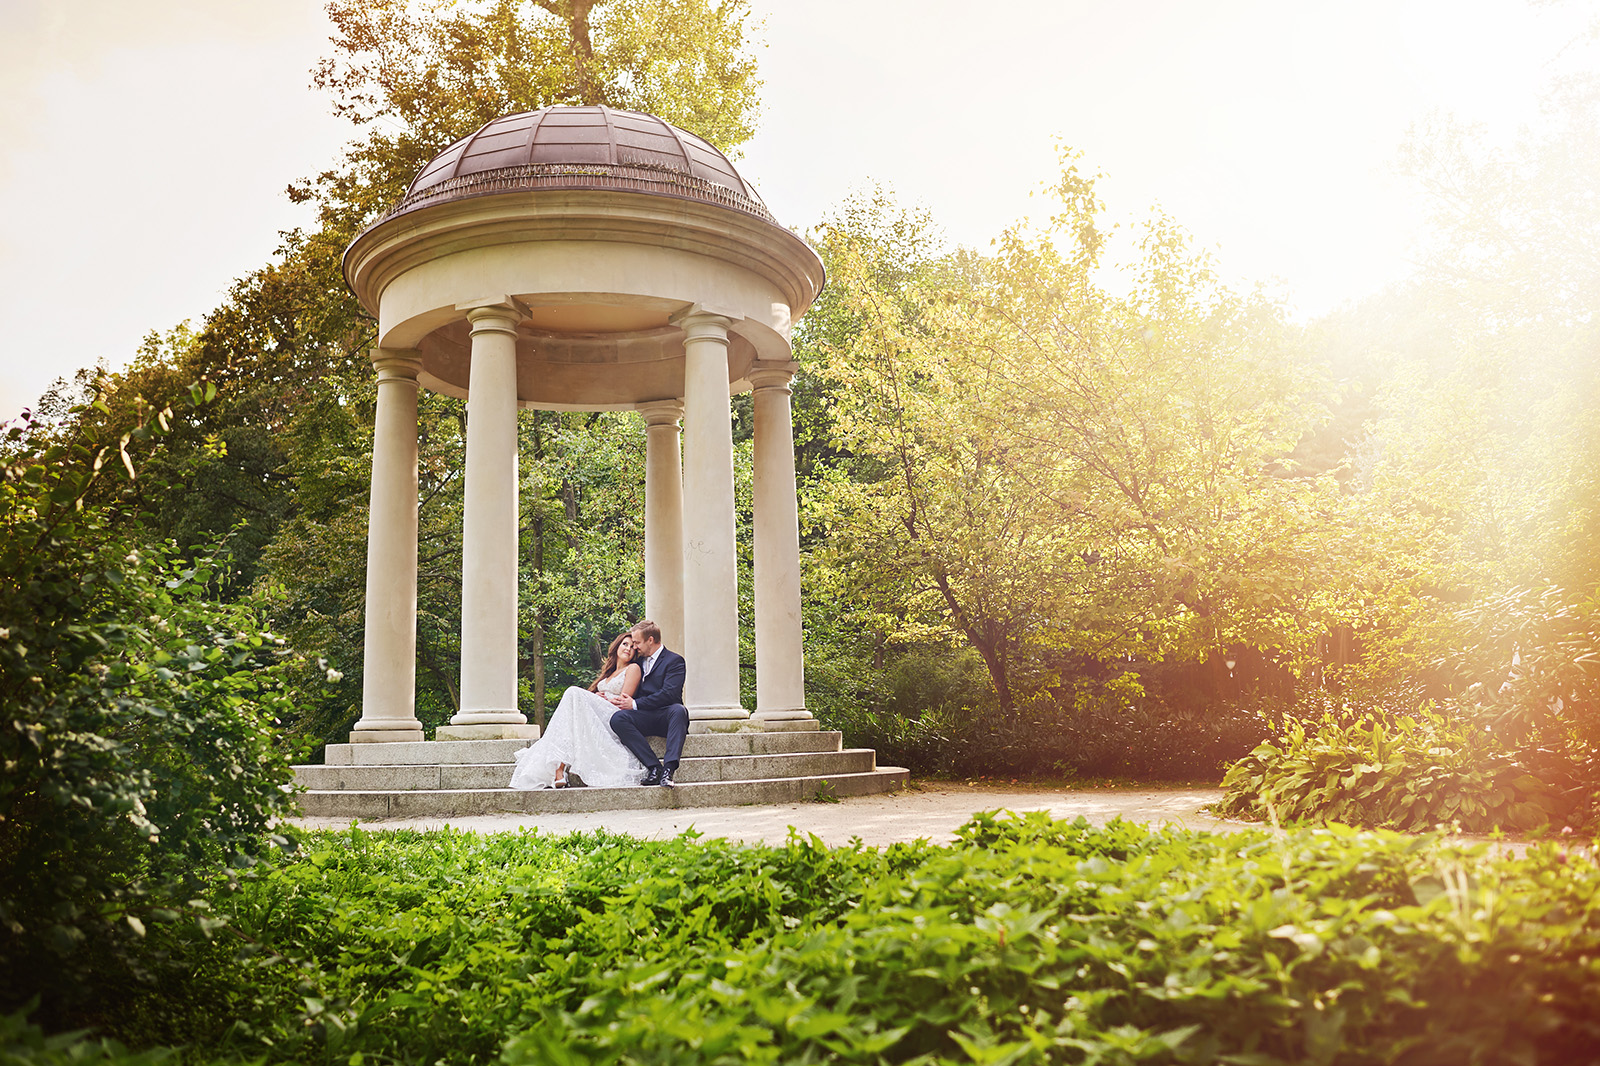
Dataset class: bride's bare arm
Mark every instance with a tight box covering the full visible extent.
[618,662,643,698]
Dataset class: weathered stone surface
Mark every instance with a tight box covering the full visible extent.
[435,723,540,741]
[296,730,893,819]
[295,765,443,791]
[300,749,877,792]
[294,767,909,819]
[323,739,533,766]
[320,731,845,768]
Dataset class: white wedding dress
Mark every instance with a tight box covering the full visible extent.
[509,673,646,789]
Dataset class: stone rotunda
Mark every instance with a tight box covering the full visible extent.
[342,106,825,748]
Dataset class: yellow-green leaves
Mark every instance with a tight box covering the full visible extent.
[805,163,1341,711]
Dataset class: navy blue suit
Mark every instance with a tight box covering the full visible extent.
[609,647,689,771]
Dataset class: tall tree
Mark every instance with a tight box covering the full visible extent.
[1319,61,1600,700]
[301,0,763,234]
[809,161,1341,713]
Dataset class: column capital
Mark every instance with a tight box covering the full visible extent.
[637,398,685,427]
[671,304,736,343]
[369,349,423,381]
[459,296,530,335]
[747,361,799,392]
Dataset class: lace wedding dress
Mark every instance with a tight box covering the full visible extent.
[509,673,647,789]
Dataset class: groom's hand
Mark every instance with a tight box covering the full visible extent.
[606,693,633,709]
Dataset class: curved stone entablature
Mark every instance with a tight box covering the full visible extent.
[343,107,823,411]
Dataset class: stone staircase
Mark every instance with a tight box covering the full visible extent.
[294,730,908,819]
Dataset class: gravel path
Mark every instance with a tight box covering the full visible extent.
[290,783,1246,847]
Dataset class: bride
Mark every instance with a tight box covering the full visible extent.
[509,632,648,789]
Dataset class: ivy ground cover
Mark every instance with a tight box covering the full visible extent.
[27,814,1600,1066]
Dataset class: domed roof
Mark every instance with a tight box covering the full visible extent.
[383,105,773,223]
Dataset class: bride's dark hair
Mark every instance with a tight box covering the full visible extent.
[589,632,634,692]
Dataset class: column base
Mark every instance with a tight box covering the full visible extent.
[687,704,752,734]
[448,709,528,724]
[752,707,812,721]
[436,723,541,741]
[752,708,817,732]
[688,704,750,720]
[757,718,821,733]
[347,723,426,743]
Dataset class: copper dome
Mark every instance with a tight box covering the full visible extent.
[380,105,773,224]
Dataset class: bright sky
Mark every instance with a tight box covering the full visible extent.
[0,0,1590,422]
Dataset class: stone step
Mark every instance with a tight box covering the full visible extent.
[295,767,909,819]
[295,749,879,791]
[321,731,845,766]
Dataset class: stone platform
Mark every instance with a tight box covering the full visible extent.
[294,730,908,819]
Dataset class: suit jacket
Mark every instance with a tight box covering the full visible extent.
[632,647,686,714]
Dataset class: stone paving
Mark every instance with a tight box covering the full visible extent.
[289,782,1247,847]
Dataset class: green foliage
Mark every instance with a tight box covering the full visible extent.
[522,411,649,704]
[826,666,1266,783]
[1319,73,1600,727]
[1445,584,1600,759]
[161,826,920,1063]
[1224,581,1600,835]
[1218,704,1565,833]
[0,1007,173,1065]
[0,393,301,1028]
[308,0,764,235]
[804,167,1341,718]
[84,817,1600,1065]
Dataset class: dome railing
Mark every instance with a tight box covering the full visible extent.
[382,160,775,225]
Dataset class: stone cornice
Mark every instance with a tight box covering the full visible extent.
[345,188,825,320]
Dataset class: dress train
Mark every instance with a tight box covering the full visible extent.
[509,680,646,789]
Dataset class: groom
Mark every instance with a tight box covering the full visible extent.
[604,620,689,787]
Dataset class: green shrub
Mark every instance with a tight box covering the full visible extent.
[1444,584,1600,824]
[87,817,1600,1065]
[1218,703,1566,832]
[0,397,301,1031]
[160,826,931,1063]
[506,817,1600,1066]
[827,668,1266,781]
[1443,585,1600,750]
[0,1007,173,1065]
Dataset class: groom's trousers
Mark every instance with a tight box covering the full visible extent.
[610,703,690,770]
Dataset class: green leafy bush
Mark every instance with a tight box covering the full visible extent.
[826,669,1266,781]
[0,1007,173,1065]
[1444,584,1600,824]
[1218,704,1565,832]
[0,396,301,1029]
[506,817,1600,1066]
[1222,584,1600,834]
[76,816,1600,1065]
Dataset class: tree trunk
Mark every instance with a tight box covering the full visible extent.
[931,570,1014,715]
[568,0,599,105]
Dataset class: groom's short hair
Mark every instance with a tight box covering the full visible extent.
[631,620,662,645]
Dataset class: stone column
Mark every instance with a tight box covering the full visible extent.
[444,298,537,740]
[749,364,814,730]
[677,309,748,726]
[350,351,425,743]
[640,399,686,649]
